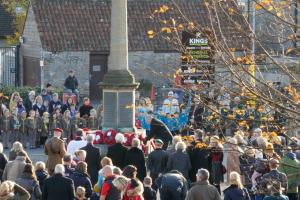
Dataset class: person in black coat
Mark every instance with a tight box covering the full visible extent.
[0,146,8,180]
[187,130,211,182]
[80,134,101,185]
[79,98,93,117]
[106,133,127,169]
[147,139,168,190]
[145,114,173,150]
[42,164,75,200]
[124,138,146,181]
[143,176,157,200]
[64,70,79,93]
[69,162,92,199]
[35,161,49,191]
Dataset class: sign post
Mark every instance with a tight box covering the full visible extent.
[180,31,215,87]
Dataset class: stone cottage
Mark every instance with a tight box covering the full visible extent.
[21,0,249,101]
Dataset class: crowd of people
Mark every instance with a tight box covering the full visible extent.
[0,73,100,149]
[0,124,299,200]
[0,75,299,200]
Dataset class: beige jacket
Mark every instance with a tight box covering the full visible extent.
[45,136,66,175]
[2,156,26,182]
[185,180,221,200]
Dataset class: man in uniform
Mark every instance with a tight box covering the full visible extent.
[45,128,66,175]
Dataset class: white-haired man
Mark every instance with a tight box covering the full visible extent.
[42,164,75,200]
[106,133,127,169]
[167,141,191,180]
[81,134,101,185]
[186,168,221,200]
[124,138,147,181]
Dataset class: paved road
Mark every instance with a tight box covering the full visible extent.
[4,147,47,164]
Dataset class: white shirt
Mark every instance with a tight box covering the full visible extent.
[67,140,87,155]
[162,98,179,115]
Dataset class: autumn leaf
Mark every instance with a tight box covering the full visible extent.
[159,5,169,13]
[178,24,184,30]
[161,27,172,33]
[228,8,235,15]
[188,22,195,30]
[147,30,155,39]
[286,47,294,54]
[255,4,262,10]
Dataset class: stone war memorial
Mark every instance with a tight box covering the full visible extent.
[100,0,139,132]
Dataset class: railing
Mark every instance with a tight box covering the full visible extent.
[0,45,20,87]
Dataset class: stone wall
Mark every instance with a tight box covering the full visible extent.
[43,51,90,96]
[128,51,181,87]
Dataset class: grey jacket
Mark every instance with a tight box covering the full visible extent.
[2,156,26,182]
[167,150,191,179]
[186,180,221,200]
[15,173,42,200]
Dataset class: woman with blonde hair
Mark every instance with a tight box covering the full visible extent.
[0,180,30,200]
[32,96,46,117]
[226,137,244,181]
[223,171,250,200]
[9,142,24,161]
[9,92,20,112]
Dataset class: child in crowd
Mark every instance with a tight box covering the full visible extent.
[50,112,62,137]
[87,109,98,130]
[26,110,38,148]
[35,110,42,147]
[62,110,72,140]
[76,186,86,200]
[43,99,50,113]
[40,112,50,145]
[143,177,156,200]
[81,114,88,129]
[71,112,81,137]
[70,104,77,118]
[19,111,27,145]
[1,110,13,148]
[12,107,21,143]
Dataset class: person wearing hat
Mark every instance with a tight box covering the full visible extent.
[258,158,288,198]
[278,150,300,200]
[147,139,168,190]
[45,127,66,175]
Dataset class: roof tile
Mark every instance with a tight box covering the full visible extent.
[31,0,250,52]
